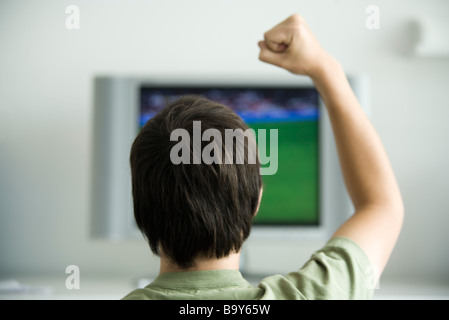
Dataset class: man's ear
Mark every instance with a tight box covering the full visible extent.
[254,187,263,216]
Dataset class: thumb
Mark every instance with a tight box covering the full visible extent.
[258,40,286,68]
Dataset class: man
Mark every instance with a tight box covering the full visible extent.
[123,14,403,300]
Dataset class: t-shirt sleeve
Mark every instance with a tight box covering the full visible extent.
[284,236,375,300]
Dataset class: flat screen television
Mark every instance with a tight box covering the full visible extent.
[139,86,320,226]
[91,75,369,241]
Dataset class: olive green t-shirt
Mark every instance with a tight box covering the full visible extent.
[122,237,374,300]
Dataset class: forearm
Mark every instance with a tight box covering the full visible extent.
[311,56,402,212]
[259,13,404,275]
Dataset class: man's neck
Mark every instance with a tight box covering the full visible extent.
[159,251,241,274]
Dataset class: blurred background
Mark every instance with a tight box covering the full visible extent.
[1,0,448,299]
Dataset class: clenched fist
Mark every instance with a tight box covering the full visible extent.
[258,14,331,78]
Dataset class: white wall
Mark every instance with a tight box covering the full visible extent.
[1,0,449,287]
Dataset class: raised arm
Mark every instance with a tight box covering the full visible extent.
[258,14,404,276]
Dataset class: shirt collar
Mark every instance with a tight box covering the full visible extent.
[148,269,252,290]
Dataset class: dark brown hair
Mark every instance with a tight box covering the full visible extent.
[130,95,262,269]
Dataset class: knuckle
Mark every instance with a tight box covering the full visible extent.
[263,30,271,40]
[289,14,306,31]
[289,13,303,23]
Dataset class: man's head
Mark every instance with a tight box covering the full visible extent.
[130,95,262,269]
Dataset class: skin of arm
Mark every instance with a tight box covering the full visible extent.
[258,14,404,277]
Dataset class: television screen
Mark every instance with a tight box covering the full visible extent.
[139,86,320,225]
